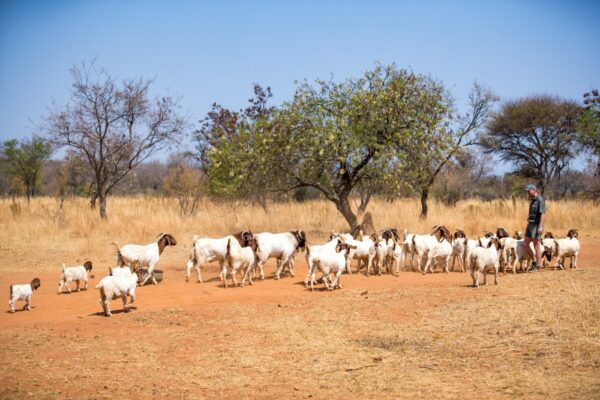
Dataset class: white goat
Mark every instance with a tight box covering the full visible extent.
[334,232,375,273]
[112,233,177,285]
[367,234,389,276]
[469,237,500,287]
[496,227,517,272]
[58,261,93,294]
[512,240,536,273]
[304,236,342,286]
[307,243,356,291]
[225,236,259,287]
[422,226,452,274]
[95,267,141,316]
[8,278,41,313]
[253,230,306,280]
[186,231,253,285]
[552,229,581,270]
[380,228,404,275]
[408,225,449,273]
[450,229,468,272]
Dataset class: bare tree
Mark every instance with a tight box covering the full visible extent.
[163,154,207,217]
[45,61,188,218]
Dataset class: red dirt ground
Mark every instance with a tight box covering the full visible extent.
[1,243,599,399]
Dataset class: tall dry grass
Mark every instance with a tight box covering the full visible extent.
[1,196,598,273]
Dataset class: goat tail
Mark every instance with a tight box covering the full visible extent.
[306,245,311,256]
[192,235,199,243]
[95,281,104,289]
[226,238,233,268]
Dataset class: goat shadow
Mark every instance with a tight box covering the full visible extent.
[6,306,35,314]
[89,306,138,317]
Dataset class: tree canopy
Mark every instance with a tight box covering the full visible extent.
[0,136,52,201]
[480,95,581,195]
[45,61,188,218]
[199,64,494,226]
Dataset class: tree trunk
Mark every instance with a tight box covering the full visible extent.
[358,193,371,217]
[98,192,108,219]
[419,189,429,220]
[335,195,358,230]
[90,192,98,209]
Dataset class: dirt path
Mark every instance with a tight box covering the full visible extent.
[1,244,598,399]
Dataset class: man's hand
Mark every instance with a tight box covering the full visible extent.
[537,226,544,235]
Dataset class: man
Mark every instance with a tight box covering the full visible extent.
[523,183,546,272]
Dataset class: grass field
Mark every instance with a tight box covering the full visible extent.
[0,196,598,399]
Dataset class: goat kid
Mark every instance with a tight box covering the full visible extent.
[58,261,93,294]
[9,278,41,313]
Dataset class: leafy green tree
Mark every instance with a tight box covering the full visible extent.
[480,95,581,196]
[577,89,600,200]
[0,136,52,201]
[578,89,600,156]
[398,82,497,218]
[201,64,481,227]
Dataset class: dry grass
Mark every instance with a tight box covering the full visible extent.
[0,195,599,398]
[0,195,598,274]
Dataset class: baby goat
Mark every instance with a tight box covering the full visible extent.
[58,261,93,294]
[9,278,41,313]
[95,266,141,316]
[469,237,500,287]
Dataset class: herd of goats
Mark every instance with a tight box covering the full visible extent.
[8,225,581,316]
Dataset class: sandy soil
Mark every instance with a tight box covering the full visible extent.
[1,243,599,399]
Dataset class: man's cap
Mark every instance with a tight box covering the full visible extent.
[524,183,537,191]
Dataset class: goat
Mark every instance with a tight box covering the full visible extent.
[308,243,356,291]
[186,231,253,285]
[331,232,374,274]
[469,237,500,287]
[304,236,342,286]
[95,266,141,316]
[450,229,468,272]
[253,230,306,280]
[422,226,452,274]
[551,229,581,270]
[367,234,388,276]
[8,278,41,313]
[225,236,259,287]
[512,240,536,273]
[407,225,449,273]
[380,229,405,275]
[58,261,93,294]
[112,233,176,285]
[496,227,517,272]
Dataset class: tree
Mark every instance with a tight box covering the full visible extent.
[0,136,51,201]
[479,95,581,196]
[194,83,273,208]
[45,61,188,218]
[578,89,600,156]
[398,82,497,218]
[577,89,600,200]
[202,64,464,228]
[163,154,207,217]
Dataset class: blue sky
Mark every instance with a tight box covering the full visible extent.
[1,0,599,171]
